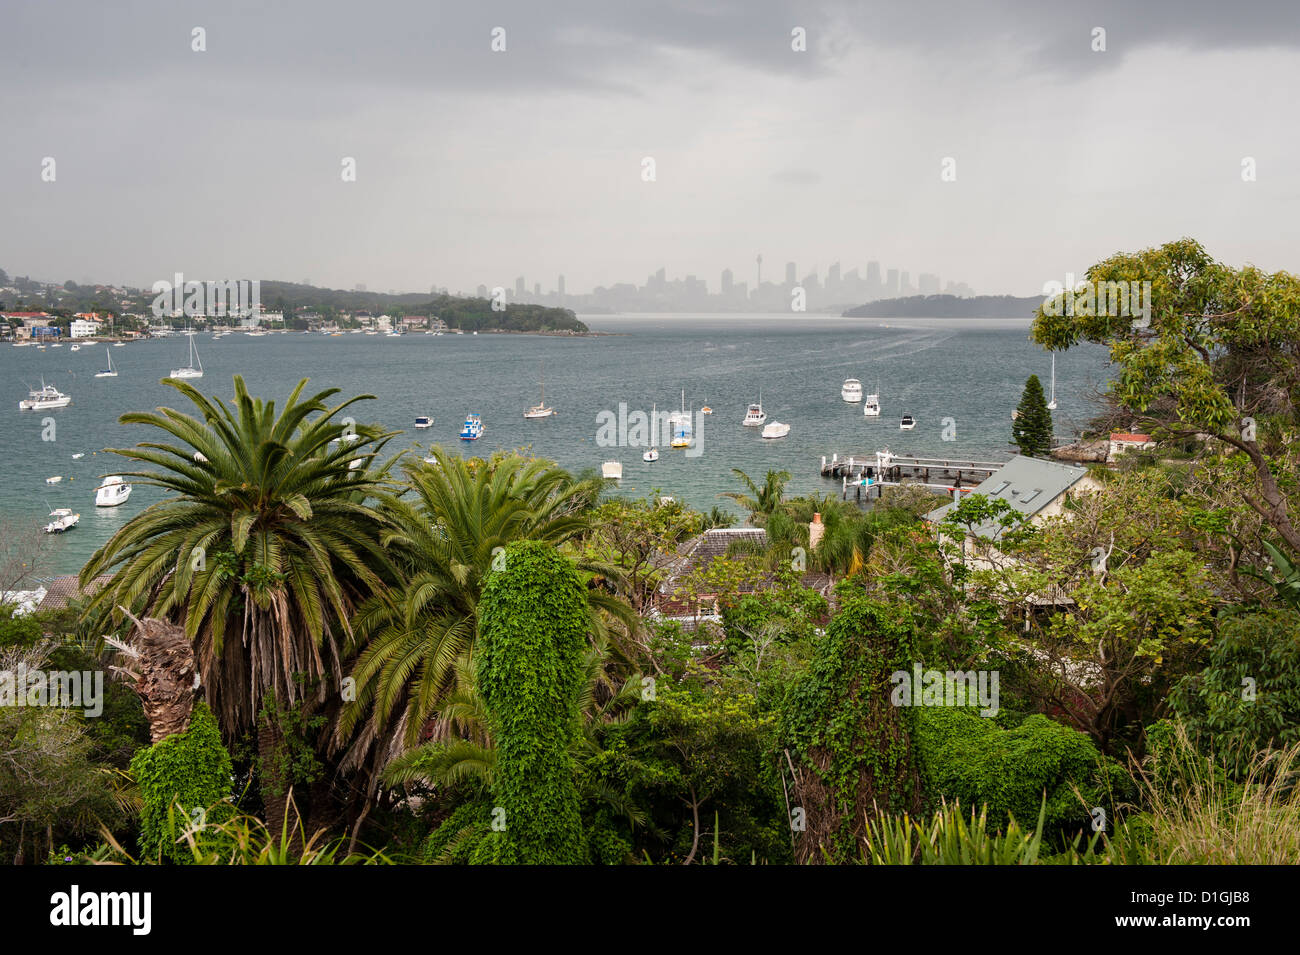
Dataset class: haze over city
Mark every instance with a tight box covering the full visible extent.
[2,0,1298,300]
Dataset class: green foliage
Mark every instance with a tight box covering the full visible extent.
[1012,374,1053,457]
[587,673,789,864]
[475,540,589,864]
[1168,610,1300,774]
[909,689,1119,841]
[82,375,396,742]
[130,704,234,864]
[781,595,922,862]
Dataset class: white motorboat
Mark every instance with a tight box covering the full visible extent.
[841,378,863,402]
[742,393,767,427]
[44,508,80,534]
[601,460,623,480]
[94,475,132,507]
[863,393,881,417]
[643,447,659,462]
[19,381,71,410]
[95,347,118,377]
[761,421,791,439]
[900,414,916,431]
[46,475,63,485]
[170,329,203,379]
[70,344,81,352]
[71,453,84,459]
[112,342,125,347]
[668,389,692,448]
[524,361,555,418]
[414,415,433,429]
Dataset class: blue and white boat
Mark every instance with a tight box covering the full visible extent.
[459,414,484,441]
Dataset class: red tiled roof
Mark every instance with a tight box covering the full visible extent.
[1110,433,1153,442]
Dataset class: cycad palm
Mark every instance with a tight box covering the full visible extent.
[337,447,629,774]
[81,376,396,822]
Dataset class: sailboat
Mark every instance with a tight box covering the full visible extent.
[524,360,554,418]
[668,389,692,448]
[1047,353,1057,410]
[643,402,660,461]
[170,328,203,379]
[95,346,118,378]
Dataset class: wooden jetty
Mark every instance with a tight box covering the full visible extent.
[820,450,1010,503]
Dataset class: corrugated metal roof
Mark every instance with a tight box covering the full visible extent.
[924,454,1092,538]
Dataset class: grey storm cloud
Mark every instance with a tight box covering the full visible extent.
[1,0,1298,296]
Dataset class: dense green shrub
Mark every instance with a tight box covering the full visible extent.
[1168,609,1300,775]
[474,540,589,864]
[910,688,1119,840]
[130,703,234,864]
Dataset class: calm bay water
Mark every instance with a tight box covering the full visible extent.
[0,314,1110,579]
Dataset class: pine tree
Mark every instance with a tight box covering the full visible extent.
[1012,374,1053,457]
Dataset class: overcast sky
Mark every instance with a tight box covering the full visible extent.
[2,0,1298,298]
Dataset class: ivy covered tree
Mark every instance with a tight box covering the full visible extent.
[780,595,922,863]
[474,540,589,864]
[1012,374,1053,457]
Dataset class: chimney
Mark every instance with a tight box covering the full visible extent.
[808,512,824,552]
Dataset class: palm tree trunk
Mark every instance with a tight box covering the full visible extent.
[257,713,302,852]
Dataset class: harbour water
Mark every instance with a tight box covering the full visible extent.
[0,314,1110,577]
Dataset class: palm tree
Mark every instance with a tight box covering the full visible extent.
[720,468,790,526]
[81,376,396,830]
[335,446,631,779]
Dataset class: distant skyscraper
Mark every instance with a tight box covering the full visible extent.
[476,284,488,298]
[534,282,541,297]
[886,268,899,297]
[919,273,940,295]
[866,261,882,298]
[557,274,565,296]
[721,268,733,295]
[900,271,911,296]
[354,283,366,292]
[756,254,763,288]
[515,276,525,297]
[785,261,797,286]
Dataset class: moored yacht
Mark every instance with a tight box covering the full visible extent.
[643,402,660,461]
[95,347,118,378]
[170,329,203,379]
[415,415,433,429]
[863,393,881,417]
[20,381,71,410]
[524,361,555,418]
[742,393,767,427]
[95,475,132,507]
[841,378,863,402]
[459,414,484,441]
[668,389,692,448]
[900,414,916,431]
[44,508,80,534]
[761,421,791,439]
